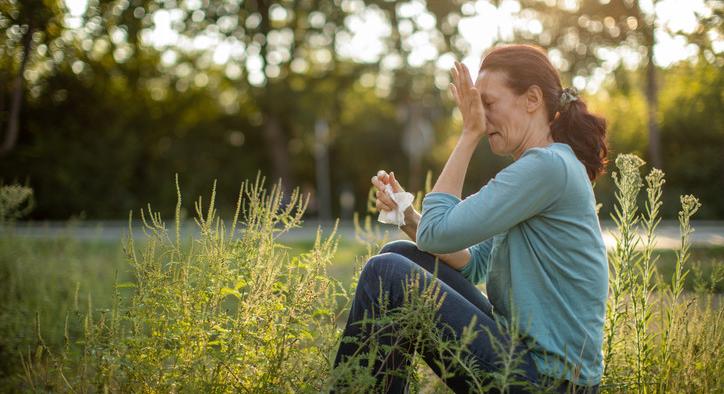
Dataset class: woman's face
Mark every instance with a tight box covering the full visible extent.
[474,69,532,157]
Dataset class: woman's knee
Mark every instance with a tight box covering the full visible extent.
[359,252,411,286]
[379,239,419,256]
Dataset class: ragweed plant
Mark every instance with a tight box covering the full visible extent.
[601,155,722,393]
[20,172,346,392]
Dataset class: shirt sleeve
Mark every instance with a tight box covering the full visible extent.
[457,239,494,285]
[416,148,567,254]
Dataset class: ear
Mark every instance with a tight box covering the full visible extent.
[525,84,545,113]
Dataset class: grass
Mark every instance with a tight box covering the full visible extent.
[1,233,721,390]
[0,158,722,392]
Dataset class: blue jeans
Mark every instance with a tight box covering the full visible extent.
[332,240,541,393]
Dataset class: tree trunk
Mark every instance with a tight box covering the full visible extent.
[645,1,662,169]
[1,25,33,156]
[645,50,662,170]
[254,0,293,205]
[261,113,293,205]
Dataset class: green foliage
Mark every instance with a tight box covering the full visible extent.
[7,173,344,391]
[0,236,129,388]
[0,183,33,222]
[588,59,724,219]
[1,157,723,392]
[658,60,724,218]
[602,154,722,392]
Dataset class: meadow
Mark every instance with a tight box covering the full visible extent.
[1,155,722,392]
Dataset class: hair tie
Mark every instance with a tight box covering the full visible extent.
[558,87,579,112]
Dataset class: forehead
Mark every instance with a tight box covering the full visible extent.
[474,69,511,99]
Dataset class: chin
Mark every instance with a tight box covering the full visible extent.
[487,141,506,156]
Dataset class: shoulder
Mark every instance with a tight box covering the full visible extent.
[512,144,568,180]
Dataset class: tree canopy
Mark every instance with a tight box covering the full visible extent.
[1,0,722,219]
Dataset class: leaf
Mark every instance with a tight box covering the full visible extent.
[220,287,241,299]
[312,308,331,318]
[234,278,247,290]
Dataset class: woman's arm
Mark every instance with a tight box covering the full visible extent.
[400,206,471,270]
[430,133,482,198]
[416,149,566,253]
[371,171,472,270]
[431,61,486,198]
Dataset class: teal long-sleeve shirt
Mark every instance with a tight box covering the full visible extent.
[416,142,608,386]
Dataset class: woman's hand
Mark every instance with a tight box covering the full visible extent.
[371,170,405,212]
[450,61,486,138]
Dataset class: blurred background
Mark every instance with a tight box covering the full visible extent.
[0,0,722,222]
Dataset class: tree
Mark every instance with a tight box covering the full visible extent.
[512,0,721,169]
[0,0,63,156]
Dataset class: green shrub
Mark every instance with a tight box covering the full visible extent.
[0,183,34,223]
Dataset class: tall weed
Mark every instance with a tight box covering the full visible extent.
[9,153,724,392]
[601,155,722,392]
[19,173,344,391]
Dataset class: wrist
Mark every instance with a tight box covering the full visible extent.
[461,129,485,140]
[403,205,416,219]
[399,206,419,234]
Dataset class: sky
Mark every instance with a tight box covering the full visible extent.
[63,0,721,93]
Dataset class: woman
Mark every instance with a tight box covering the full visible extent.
[332,44,608,393]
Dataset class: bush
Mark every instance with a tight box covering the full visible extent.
[0,183,33,223]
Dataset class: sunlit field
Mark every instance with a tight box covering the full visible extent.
[1,0,722,391]
[1,157,722,392]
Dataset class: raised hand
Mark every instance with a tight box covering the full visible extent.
[371,170,405,212]
[449,61,486,137]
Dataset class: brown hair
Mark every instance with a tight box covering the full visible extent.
[479,44,608,181]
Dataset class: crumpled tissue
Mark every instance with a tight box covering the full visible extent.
[377,183,415,226]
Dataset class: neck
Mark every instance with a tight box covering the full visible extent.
[512,121,554,160]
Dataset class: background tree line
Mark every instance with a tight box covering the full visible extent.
[1,0,722,220]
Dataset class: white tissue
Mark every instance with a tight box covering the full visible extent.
[377,183,415,226]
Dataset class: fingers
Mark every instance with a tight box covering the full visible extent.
[461,61,472,88]
[464,62,473,88]
[454,61,464,90]
[371,172,389,191]
[371,170,401,211]
[375,188,397,211]
[451,63,459,88]
[451,61,474,109]
[390,171,404,193]
[449,83,460,107]
[454,61,472,90]
[470,87,483,107]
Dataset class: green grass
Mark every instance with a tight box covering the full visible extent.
[0,161,722,392]
[2,235,722,390]
[2,234,719,360]
[653,246,724,293]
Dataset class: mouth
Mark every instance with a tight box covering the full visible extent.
[488,131,500,137]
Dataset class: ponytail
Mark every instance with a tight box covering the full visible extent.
[550,98,608,181]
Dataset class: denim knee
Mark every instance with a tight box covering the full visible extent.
[359,253,384,288]
[359,252,420,292]
[379,239,418,256]
[360,253,397,284]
